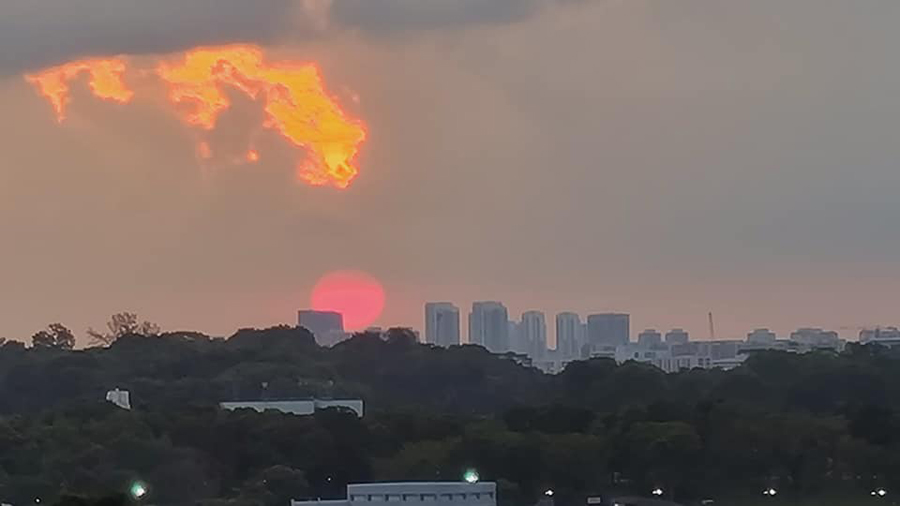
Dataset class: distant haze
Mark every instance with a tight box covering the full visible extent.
[2,1,899,345]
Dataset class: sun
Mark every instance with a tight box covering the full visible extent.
[310,270,385,331]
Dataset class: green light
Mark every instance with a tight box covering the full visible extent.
[463,469,479,484]
[130,482,148,499]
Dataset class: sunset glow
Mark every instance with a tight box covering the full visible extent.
[311,271,385,331]
[24,45,367,189]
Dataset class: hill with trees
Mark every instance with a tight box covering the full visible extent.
[1,325,900,506]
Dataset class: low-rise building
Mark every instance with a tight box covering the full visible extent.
[219,398,364,417]
[860,327,900,347]
[291,482,497,506]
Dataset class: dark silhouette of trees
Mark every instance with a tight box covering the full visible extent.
[2,327,900,505]
[31,323,75,350]
[87,312,161,346]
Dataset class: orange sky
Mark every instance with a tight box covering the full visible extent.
[2,1,900,345]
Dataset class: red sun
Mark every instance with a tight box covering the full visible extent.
[311,270,385,331]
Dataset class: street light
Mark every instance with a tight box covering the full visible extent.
[763,488,777,497]
[130,482,148,499]
[651,488,663,497]
[463,469,480,484]
[544,490,554,497]
[871,488,888,498]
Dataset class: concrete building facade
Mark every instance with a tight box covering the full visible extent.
[220,398,364,417]
[425,302,461,347]
[469,302,510,352]
[298,310,346,347]
[586,313,630,346]
[292,482,497,506]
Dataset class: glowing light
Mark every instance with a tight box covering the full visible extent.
[651,488,663,497]
[25,58,133,122]
[131,482,148,499]
[311,271,385,331]
[24,45,367,189]
[763,488,777,497]
[463,469,480,484]
[544,490,554,497]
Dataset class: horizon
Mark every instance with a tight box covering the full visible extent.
[3,1,900,350]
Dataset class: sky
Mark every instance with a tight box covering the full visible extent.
[2,0,900,345]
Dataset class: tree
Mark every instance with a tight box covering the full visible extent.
[31,323,75,350]
[87,312,160,346]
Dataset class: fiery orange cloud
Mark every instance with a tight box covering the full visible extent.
[25,58,133,122]
[24,45,367,190]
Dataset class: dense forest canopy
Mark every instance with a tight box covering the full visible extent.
[1,325,900,506]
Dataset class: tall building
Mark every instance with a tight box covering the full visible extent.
[637,328,663,348]
[556,312,582,359]
[508,320,525,354]
[586,313,630,346]
[298,310,345,346]
[665,328,690,345]
[520,311,547,359]
[469,301,510,352]
[425,302,461,347]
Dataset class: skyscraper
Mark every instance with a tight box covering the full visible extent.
[520,310,547,359]
[298,310,345,346]
[586,313,630,346]
[468,301,510,352]
[424,302,460,347]
[556,312,582,359]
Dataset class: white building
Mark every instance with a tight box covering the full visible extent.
[520,311,547,359]
[105,388,131,410]
[556,312,582,360]
[292,482,497,506]
[220,398,364,417]
[637,329,663,348]
[860,327,900,347]
[425,303,461,347]
[746,328,777,346]
[664,328,689,346]
[469,302,509,352]
[790,328,842,350]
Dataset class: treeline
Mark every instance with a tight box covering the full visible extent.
[1,326,900,505]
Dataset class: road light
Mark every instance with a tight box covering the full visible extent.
[130,482,148,499]
[463,469,480,484]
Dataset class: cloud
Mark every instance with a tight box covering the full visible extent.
[0,0,296,74]
[329,0,546,32]
[0,0,586,75]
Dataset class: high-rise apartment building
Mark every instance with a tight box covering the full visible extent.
[556,312,582,359]
[298,310,345,346]
[586,313,630,346]
[469,301,510,352]
[424,302,461,347]
[520,311,547,359]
